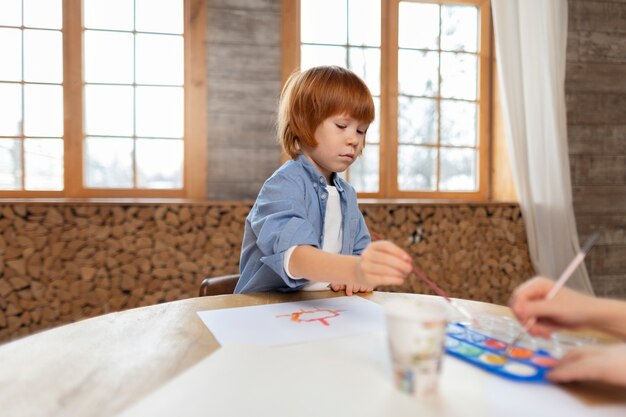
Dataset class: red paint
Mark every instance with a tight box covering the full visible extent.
[531,356,558,368]
[484,339,507,350]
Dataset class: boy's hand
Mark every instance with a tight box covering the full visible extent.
[355,240,412,288]
[330,282,373,296]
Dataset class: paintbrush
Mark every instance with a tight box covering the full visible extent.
[506,232,600,352]
[411,265,477,324]
[370,231,477,323]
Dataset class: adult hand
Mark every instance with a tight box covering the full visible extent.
[549,344,626,387]
[509,276,597,338]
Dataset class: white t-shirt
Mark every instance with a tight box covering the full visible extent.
[284,185,342,291]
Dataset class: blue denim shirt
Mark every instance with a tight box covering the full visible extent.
[235,155,371,293]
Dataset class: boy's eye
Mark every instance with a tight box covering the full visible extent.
[357,129,366,135]
[335,124,347,129]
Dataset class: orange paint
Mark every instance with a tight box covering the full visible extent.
[508,347,533,359]
[276,308,343,326]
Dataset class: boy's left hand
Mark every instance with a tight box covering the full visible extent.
[330,283,373,296]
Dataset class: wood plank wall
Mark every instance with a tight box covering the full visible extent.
[205,0,282,199]
[567,0,626,298]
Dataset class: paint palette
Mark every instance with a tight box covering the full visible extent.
[445,322,559,382]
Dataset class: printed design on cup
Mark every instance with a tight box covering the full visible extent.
[384,298,448,399]
[276,307,344,326]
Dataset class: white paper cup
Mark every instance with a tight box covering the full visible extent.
[383,297,448,399]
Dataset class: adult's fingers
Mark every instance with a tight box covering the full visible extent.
[510,276,554,307]
[548,347,602,383]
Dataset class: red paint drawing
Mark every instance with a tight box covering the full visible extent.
[276,307,344,326]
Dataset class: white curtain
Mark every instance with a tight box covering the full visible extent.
[491,0,593,294]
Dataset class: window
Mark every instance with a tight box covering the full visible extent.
[0,0,207,198]
[282,0,491,199]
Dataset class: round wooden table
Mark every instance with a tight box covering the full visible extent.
[0,291,623,417]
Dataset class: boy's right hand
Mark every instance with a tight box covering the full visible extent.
[355,240,412,288]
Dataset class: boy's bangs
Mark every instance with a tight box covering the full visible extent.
[327,83,375,123]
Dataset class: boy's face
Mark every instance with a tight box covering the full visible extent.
[301,113,369,182]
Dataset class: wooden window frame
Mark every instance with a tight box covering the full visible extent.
[0,0,207,199]
[281,0,492,201]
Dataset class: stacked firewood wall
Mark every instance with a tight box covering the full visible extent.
[0,202,533,343]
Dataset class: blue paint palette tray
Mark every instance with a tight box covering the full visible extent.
[445,322,558,382]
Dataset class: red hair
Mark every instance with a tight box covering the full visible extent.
[277,66,375,159]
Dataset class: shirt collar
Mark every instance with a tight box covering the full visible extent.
[295,154,345,193]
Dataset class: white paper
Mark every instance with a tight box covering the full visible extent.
[115,333,476,417]
[114,331,625,417]
[197,296,386,346]
[486,375,626,417]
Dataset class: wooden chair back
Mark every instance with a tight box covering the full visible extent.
[198,274,239,296]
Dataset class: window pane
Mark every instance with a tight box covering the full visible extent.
[398,49,438,97]
[398,96,438,145]
[136,86,183,138]
[301,45,347,71]
[24,138,63,190]
[85,85,134,136]
[136,138,183,188]
[0,28,22,81]
[441,100,476,147]
[24,84,63,136]
[399,2,439,50]
[84,30,133,84]
[24,0,62,29]
[84,0,133,31]
[349,47,380,96]
[440,147,477,191]
[0,0,21,27]
[398,145,436,191]
[348,0,380,47]
[441,5,478,52]
[85,137,133,188]
[441,52,477,100]
[24,29,63,83]
[136,0,183,34]
[136,34,184,85]
[368,96,380,144]
[0,83,22,136]
[301,0,347,45]
[349,143,378,193]
[0,139,21,190]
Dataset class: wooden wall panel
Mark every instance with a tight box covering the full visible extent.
[568,0,626,296]
[205,0,282,200]
[568,125,626,155]
[569,1,626,34]
[577,214,626,245]
[566,62,626,93]
[566,93,626,125]
[570,155,626,185]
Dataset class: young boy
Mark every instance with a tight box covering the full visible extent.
[236,66,412,294]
